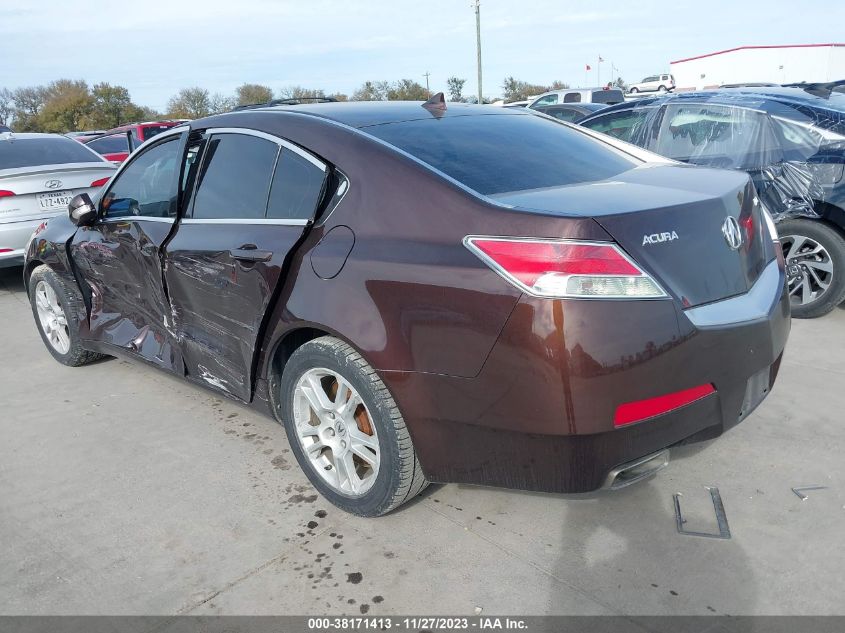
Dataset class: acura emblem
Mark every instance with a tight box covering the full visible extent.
[44,179,63,189]
[721,216,743,250]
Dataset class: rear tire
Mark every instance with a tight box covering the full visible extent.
[279,336,428,516]
[28,265,104,366]
[658,85,667,92]
[778,219,845,319]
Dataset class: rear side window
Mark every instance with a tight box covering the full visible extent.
[654,104,778,169]
[592,90,624,105]
[563,92,582,103]
[267,149,326,220]
[191,133,278,219]
[366,113,637,195]
[0,136,104,169]
[541,107,580,122]
[581,108,653,143]
[86,134,129,154]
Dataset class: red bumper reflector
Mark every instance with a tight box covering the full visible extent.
[0,248,13,253]
[90,177,109,187]
[614,384,715,427]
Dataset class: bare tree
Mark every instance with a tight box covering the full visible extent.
[210,93,236,114]
[235,84,273,106]
[446,77,466,102]
[0,88,13,125]
[166,87,211,119]
[277,86,326,101]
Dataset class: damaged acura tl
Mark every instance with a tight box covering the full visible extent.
[24,97,790,516]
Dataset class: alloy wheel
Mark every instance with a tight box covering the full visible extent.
[781,234,834,307]
[34,280,70,354]
[292,367,380,497]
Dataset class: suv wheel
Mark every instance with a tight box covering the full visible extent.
[29,265,104,366]
[779,219,845,318]
[630,87,639,93]
[279,336,428,516]
[657,85,667,92]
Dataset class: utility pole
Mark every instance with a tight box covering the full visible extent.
[472,0,482,103]
[423,72,431,96]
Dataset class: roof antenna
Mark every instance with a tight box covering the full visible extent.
[422,92,447,111]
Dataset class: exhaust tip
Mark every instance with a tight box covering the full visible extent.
[604,450,669,491]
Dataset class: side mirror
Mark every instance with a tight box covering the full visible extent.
[68,193,97,226]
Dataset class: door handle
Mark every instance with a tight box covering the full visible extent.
[230,244,273,263]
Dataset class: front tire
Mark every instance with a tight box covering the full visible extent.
[28,265,103,366]
[279,336,428,516]
[630,87,639,93]
[779,219,845,318]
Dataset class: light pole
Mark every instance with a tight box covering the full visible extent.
[423,71,431,96]
[472,0,482,103]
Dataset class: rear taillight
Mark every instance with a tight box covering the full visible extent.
[0,248,13,253]
[90,177,109,187]
[0,190,15,198]
[614,384,715,427]
[464,236,666,299]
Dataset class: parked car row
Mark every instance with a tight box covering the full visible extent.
[576,86,845,317]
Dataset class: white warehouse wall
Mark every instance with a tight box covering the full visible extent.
[670,44,845,91]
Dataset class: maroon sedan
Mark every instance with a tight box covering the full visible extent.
[24,97,789,516]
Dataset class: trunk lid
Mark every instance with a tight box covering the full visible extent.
[490,164,772,307]
[0,163,115,223]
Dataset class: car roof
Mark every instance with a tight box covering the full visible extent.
[205,100,526,129]
[0,132,70,141]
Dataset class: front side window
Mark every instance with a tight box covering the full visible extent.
[101,137,180,218]
[366,113,637,196]
[191,133,278,219]
[0,136,104,169]
[581,108,653,143]
[542,107,580,122]
[87,133,129,155]
[654,104,777,169]
[267,149,326,220]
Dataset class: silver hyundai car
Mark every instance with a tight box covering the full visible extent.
[0,132,115,267]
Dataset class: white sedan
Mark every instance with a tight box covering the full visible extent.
[0,132,116,267]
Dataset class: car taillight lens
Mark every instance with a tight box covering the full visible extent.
[0,190,15,198]
[0,248,12,253]
[90,177,109,187]
[614,384,716,427]
[464,237,666,299]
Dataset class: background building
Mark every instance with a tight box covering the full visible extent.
[670,43,845,91]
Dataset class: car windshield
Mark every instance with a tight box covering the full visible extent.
[365,113,638,195]
[0,136,104,170]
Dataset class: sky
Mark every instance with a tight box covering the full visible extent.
[2,0,844,111]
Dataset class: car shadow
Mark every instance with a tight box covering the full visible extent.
[0,265,26,295]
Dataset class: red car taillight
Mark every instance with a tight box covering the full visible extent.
[464,236,666,299]
[614,384,716,427]
[0,190,15,198]
[90,177,109,187]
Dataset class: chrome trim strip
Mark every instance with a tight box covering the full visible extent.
[100,216,175,224]
[180,218,308,226]
[204,127,327,171]
[684,259,783,327]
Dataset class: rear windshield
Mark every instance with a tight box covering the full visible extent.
[142,125,174,141]
[0,136,104,170]
[592,90,624,104]
[365,113,637,195]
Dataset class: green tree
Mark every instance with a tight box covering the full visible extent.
[352,81,390,101]
[0,88,13,126]
[12,86,48,131]
[235,83,273,106]
[39,79,93,132]
[446,77,466,102]
[387,79,428,101]
[89,82,133,128]
[166,87,211,119]
[501,76,552,102]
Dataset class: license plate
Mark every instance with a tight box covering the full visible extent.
[37,190,73,210]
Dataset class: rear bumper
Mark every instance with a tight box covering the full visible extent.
[0,218,43,268]
[382,260,790,493]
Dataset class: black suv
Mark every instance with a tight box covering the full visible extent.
[579,86,845,318]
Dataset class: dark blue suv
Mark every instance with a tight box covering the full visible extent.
[579,86,845,318]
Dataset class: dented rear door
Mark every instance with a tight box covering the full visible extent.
[164,129,328,401]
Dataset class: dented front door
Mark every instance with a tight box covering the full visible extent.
[70,132,184,370]
[163,129,328,401]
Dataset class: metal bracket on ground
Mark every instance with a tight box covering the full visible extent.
[792,485,827,501]
[673,486,731,539]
